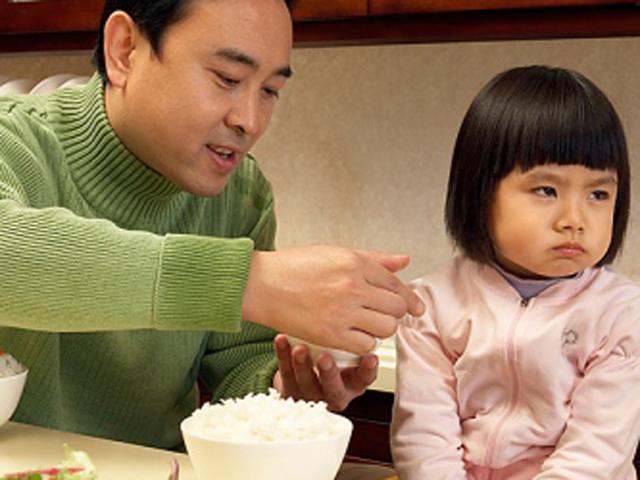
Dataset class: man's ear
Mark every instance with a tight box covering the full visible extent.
[103,11,140,88]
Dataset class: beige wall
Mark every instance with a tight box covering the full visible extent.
[1,37,639,282]
[259,37,640,283]
[0,51,94,79]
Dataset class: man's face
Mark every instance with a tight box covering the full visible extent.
[110,0,292,196]
[489,164,617,279]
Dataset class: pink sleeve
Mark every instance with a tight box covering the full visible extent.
[391,311,467,480]
[533,311,640,479]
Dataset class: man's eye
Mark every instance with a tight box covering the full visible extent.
[262,87,280,99]
[533,186,556,197]
[590,190,609,201]
[216,72,239,87]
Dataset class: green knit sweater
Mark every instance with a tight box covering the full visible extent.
[0,74,279,449]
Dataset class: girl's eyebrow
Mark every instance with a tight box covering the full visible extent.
[523,171,564,184]
[524,170,617,187]
[587,175,618,188]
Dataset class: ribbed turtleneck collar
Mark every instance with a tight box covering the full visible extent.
[49,74,185,225]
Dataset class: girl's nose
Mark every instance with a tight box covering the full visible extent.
[555,200,585,233]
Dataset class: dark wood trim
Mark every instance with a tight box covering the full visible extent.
[0,0,101,34]
[342,389,394,423]
[292,5,640,47]
[340,390,394,465]
[291,0,367,21]
[346,418,393,465]
[368,0,639,15]
[1,5,640,53]
[0,31,98,53]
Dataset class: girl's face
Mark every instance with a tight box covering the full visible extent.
[489,164,618,279]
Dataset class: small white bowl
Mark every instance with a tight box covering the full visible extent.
[181,412,353,480]
[0,369,28,427]
[286,336,380,369]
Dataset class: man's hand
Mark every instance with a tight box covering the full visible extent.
[242,246,425,355]
[272,334,377,411]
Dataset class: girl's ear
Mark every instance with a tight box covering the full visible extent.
[102,11,140,88]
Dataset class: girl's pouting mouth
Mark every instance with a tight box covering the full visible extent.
[552,243,585,257]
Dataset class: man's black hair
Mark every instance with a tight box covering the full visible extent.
[92,0,294,83]
[444,65,630,267]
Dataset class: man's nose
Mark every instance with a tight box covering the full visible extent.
[226,91,260,137]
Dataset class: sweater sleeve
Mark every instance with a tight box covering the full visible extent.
[0,110,252,334]
[199,321,279,401]
[198,191,279,399]
[391,294,468,480]
[533,298,640,480]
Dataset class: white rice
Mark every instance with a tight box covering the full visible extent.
[0,351,26,378]
[188,389,345,442]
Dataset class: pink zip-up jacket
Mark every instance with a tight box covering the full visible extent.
[391,256,640,480]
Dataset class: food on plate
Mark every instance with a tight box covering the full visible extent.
[0,445,96,480]
[0,349,26,379]
[168,458,179,480]
[187,388,345,442]
[0,444,180,480]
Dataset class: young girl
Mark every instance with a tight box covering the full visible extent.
[391,65,640,479]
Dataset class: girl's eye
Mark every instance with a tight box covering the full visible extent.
[590,190,609,201]
[533,186,556,197]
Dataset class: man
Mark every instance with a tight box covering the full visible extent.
[0,0,423,449]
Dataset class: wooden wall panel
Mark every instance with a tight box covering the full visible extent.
[369,0,639,15]
[291,0,367,21]
[2,1,640,52]
[0,0,102,33]
[291,6,640,46]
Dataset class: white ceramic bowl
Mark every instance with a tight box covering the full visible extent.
[181,411,353,480]
[287,335,380,368]
[0,369,28,427]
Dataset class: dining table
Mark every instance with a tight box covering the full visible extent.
[0,421,197,479]
[1,422,399,480]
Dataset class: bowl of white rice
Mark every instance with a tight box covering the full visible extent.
[181,389,353,480]
[0,350,28,427]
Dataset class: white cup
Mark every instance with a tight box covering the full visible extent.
[286,336,381,369]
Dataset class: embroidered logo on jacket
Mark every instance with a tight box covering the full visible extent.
[562,328,579,347]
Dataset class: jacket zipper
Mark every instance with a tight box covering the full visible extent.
[482,297,531,479]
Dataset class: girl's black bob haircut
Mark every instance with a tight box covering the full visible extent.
[445,65,630,267]
[92,0,294,83]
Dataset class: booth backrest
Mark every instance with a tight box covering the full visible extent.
[0,73,90,96]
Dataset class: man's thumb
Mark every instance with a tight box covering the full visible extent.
[358,250,411,273]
